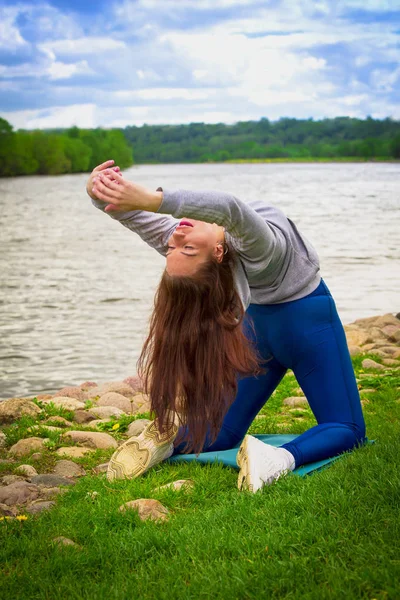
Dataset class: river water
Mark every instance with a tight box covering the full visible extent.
[0,163,399,399]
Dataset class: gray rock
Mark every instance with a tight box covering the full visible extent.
[50,397,85,411]
[366,327,386,343]
[0,481,40,506]
[14,465,38,478]
[378,346,399,356]
[52,536,80,548]
[123,376,144,393]
[86,381,134,399]
[0,431,6,448]
[26,501,56,514]
[9,437,46,457]
[154,479,194,492]
[0,502,18,516]
[1,475,25,486]
[96,392,137,414]
[79,381,97,391]
[72,410,97,424]
[0,398,41,425]
[119,498,169,522]
[62,430,118,449]
[28,425,63,433]
[127,419,151,438]
[344,328,369,348]
[30,474,76,488]
[40,487,66,499]
[92,462,109,474]
[283,397,309,408]
[84,419,111,428]
[361,358,385,371]
[42,416,73,427]
[55,447,93,458]
[132,394,151,413]
[30,453,43,461]
[374,313,400,328]
[382,358,400,366]
[348,345,362,357]
[53,460,86,478]
[90,406,126,419]
[53,386,86,401]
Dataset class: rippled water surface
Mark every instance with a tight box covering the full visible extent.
[1,163,399,399]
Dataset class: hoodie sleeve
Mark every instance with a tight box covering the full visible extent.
[91,197,179,256]
[158,189,287,275]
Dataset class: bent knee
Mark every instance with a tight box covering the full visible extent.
[206,427,244,452]
[347,420,366,445]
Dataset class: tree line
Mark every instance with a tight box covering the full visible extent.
[0,116,399,177]
[0,119,133,177]
[124,117,400,163]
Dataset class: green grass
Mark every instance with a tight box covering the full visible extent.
[224,157,398,164]
[1,357,399,600]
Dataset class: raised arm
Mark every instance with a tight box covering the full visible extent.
[159,188,287,270]
[87,162,178,256]
[92,169,287,271]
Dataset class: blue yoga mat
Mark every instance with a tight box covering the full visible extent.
[168,434,353,477]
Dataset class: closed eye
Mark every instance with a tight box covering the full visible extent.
[166,245,199,257]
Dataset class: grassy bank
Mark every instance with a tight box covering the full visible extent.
[1,356,399,600]
[224,156,398,164]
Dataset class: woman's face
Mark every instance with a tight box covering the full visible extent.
[166,219,225,276]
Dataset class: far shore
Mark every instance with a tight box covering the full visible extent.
[1,157,399,179]
[133,157,400,166]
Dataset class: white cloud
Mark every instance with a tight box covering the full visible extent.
[336,0,398,10]
[0,6,29,49]
[341,94,369,106]
[47,60,94,80]
[137,88,212,100]
[39,37,127,57]
[0,56,93,82]
[370,67,400,92]
[1,0,399,129]
[10,104,98,130]
[137,0,270,8]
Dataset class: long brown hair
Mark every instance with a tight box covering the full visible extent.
[137,246,262,453]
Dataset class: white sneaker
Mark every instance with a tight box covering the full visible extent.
[237,435,295,493]
[107,420,178,482]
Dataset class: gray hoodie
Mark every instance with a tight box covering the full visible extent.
[92,188,321,308]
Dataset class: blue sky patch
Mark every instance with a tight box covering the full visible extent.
[0,0,399,129]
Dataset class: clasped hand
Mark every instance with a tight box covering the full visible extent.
[87,160,162,213]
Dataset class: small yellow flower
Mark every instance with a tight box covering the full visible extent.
[112,423,120,430]
[0,516,12,521]
[16,515,28,521]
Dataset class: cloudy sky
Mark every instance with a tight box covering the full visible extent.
[1,0,399,130]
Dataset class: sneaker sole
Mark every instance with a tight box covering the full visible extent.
[237,435,266,493]
[237,435,254,492]
[107,420,178,482]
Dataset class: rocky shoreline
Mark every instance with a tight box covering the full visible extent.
[0,313,399,522]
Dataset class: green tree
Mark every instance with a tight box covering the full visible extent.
[63,136,92,172]
[390,134,400,158]
[32,132,70,174]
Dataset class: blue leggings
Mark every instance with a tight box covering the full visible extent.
[174,280,366,467]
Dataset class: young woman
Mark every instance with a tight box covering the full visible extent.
[87,160,366,492]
